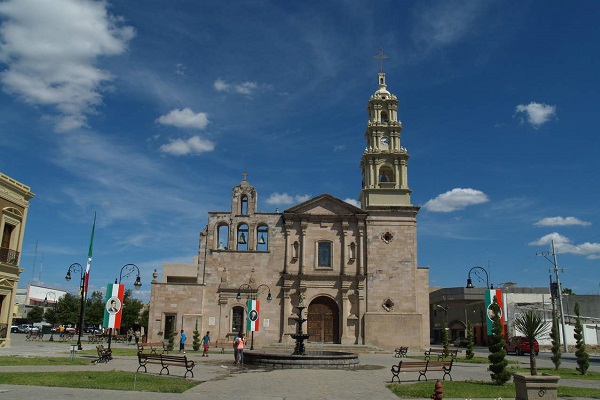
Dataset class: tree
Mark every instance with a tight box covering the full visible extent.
[465,320,475,360]
[27,306,44,324]
[513,310,550,376]
[441,325,449,354]
[573,301,589,375]
[549,308,562,370]
[121,289,144,333]
[166,328,175,351]
[84,291,105,328]
[562,288,574,295]
[56,293,81,326]
[488,297,510,385]
[193,319,200,351]
[43,307,58,326]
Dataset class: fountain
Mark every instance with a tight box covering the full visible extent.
[244,293,359,369]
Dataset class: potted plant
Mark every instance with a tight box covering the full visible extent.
[512,310,559,400]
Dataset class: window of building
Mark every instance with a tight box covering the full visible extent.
[232,306,244,333]
[381,111,388,123]
[217,224,229,250]
[378,166,393,183]
[256,225,268,251]
[237,223,248,251]
[317,241,332,268]
[240,195,248,215]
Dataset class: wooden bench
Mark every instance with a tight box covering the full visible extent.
[26,332,43,341]
[390,360,453,383]
[88,334,104,343]
[394,346,408,357]
[424,347,459,361]
[92,345,112,363]
[137,352,195,378]
[214,333,238,353]
[137,341,168,354]
[60,332,75,341]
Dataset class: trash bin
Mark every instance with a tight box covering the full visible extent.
[42,325,52,334]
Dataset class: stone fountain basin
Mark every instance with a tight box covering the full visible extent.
[244,350,359,369]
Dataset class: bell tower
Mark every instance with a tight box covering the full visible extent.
[359,50,411,209]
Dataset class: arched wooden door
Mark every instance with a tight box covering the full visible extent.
[307,296,339,343]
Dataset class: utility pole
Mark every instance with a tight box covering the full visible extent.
[537,240,568,353]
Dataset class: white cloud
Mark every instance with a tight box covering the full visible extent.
[529,232,600,259]
[515,102,556,128]
[265,193,311,206]
[159,136,215,156]
[423,188,489,212]
[534,216,591,227]
[213,78,258,95]
[343,198,360,208]
[411,1,488,52]
[156,108,209,129]
[0,0,135,132]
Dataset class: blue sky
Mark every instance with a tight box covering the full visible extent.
[1,0,598,302]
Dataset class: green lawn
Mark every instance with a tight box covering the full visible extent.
[388,380,600,398]
[0,356,91,366]
[0,371,198,393]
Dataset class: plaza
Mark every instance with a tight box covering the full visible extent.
[0,333,598,400]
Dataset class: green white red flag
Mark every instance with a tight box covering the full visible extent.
[247,299,260,331]
[485,288,505,336]
[84,212,96,297]
[103,283,124,329]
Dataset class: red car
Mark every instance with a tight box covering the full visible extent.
[504,336,539,355]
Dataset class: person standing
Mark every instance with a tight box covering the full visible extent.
[201,331,211,357]
[179,329,187,354]
[235,333,246,365]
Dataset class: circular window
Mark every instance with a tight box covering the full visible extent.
[381,232,394,243]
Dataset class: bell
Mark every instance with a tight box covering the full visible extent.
[238,233,246,244]
[258,234,265,245]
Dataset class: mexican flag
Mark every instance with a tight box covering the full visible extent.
[485,288,505,335]
[83,212,96,297]
[103,283,124,329]
[247,299,260,331]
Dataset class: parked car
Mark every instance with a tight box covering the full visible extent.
[17,324,33,333]
[453,337,469,347]
[10,325,19,333]
[504,336,539,355]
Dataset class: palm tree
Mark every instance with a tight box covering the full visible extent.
[513,310,551,375]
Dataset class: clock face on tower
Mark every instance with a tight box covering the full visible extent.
[380,137,390,146]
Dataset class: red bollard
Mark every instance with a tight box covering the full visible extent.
[430,380,443,400]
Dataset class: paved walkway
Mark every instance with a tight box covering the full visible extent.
[0,335,598,399]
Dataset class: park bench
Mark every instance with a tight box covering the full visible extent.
[424,347,459,361]
[26,331,43,341]
[88,334,104,343]
[137,341,168,354]
[113,334,128,343]
[137,352,195,378]
[394,346,408,357]
[214,333,238,353]
[390,360,453,383]
[60,332,75,341]
[92,345,112,363]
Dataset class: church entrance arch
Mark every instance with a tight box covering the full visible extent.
[307,296,339,343]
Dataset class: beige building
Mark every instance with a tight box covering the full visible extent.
[148,68,429,350]
[0,172,35,347]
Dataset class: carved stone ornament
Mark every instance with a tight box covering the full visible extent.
[381,231,394,244]
[249,268,256,284]
[221,267,228,283]
[382,298,394,312]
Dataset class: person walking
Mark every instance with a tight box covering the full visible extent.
[179,329,187,354]
[201,331,211,357]
[235,333,246,365]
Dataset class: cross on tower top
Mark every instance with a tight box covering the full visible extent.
[373,48,389,73]
[242,171,248,181]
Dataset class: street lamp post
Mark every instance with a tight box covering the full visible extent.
[236,283,272,350]
[65,262,86,350]
[107,263,142,350]
[43,292,57,341]
[465,266,493,289]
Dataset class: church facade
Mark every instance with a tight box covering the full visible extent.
[147,68,429,350]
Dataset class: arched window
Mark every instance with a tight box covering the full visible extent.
[237,223,248,251]
[256,225,268,251]
[217,224,229,250]
[349,242,356,261]
[240,195,248,215]
[378,166,393,184]
[381,111,388,123]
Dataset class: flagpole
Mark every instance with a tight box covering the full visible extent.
[76,212,96,350]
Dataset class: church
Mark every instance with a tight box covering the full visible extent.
[147,66,430,350]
